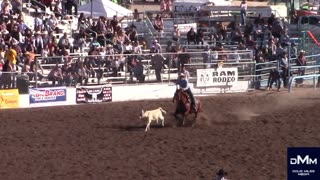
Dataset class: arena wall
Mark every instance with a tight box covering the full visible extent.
[14,80,250,109]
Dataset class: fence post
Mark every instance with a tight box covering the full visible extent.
[35,56,38,88]
[313,68,316,90]
[288,43,291,85]
[124,56,127,84]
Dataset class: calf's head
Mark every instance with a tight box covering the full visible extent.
[139,110,145,119]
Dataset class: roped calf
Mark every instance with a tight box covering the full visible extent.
[140,107,167,132]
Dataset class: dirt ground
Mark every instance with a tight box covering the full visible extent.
[1,90,320,180]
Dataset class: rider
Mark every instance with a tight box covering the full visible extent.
[175,73,197,112]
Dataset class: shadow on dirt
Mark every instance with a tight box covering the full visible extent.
[114,124,169,131]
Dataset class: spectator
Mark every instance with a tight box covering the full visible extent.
[0,59,14,88]
[202,45,211,68]
[187,27,197,45]
[48,63,63,86]
[66,0,77,15]
[172,25,180,42]
[151,39,162,53]
[75,61,88,85]
[47,14,59,32]
[296,50,307,85]
[133,59,145,83]
[279,52,289,88]
[177,47,191,73]
[30,58,44,81]
[153,13,164,37]
[53,1,63,18]
[240,0,247,26]
[11,0,22,15]
[151,50,165,82]
[42,0,53,11]
[110,15,126,33]
[180,66,190,81]
[196,27,205,46]
[78,13,86,30]
[290,42,297,59]
[267,68,281,91]
[33,31,44,54]
[58,32,71,50]
[5,44,17,68]
[96,64,103,85]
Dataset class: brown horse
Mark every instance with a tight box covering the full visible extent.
[172,89,201,126]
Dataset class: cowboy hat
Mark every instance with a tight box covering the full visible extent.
[216,169,228,176]
[300,50,305,53]
[106,44,113,48]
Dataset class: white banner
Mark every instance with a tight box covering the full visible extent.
[196,68,238,87]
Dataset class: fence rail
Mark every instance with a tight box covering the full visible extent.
[0,50,255,90]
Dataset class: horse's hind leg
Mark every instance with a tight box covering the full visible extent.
[182,116,186,126]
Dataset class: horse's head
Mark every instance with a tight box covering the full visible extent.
[174,89,189,105]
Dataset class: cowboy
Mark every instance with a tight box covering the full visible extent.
[175,74,196,112]
[215,169,228,180]
[267,68,281,91]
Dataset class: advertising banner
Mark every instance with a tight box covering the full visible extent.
[76,86,112,104]
[288,147,320,180]
[196,68,238,87]
[29,87,67,104]
[0,89,19,109]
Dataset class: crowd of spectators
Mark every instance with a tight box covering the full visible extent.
[163,12,307,90]
[0,0,316,90]
[0,0,151,88]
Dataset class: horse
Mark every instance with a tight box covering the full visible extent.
[172,89,201,126]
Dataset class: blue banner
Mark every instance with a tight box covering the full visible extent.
[288,147,320,180]
[29,87,67,104]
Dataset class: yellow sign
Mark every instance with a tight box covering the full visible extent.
[0,89,19,109]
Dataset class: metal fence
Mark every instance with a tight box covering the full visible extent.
[0,50,255,91]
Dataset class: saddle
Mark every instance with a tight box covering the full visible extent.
[179,90,197,111]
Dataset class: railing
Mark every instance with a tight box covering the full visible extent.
[143,11,155,38]
[0,50,255,90]
[288,74,320,93]
[29,0,47,12]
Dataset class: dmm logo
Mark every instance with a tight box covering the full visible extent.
[290,155,318,165]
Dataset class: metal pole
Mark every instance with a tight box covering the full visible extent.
[124,56,127,84]
[314,67,316,90]
[35,57,38,88]
[90,0,93,18]
[288,43,291,84]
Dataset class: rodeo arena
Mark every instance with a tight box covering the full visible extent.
[1,0,320,179]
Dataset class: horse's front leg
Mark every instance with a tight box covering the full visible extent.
[182,116,186,126]
[191,112,198,127]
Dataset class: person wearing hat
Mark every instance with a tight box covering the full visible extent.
[215,168,228,180]
[152,39,162,53]
[174,73,196,112]
[279,51,289,88]
[296,50,307,85]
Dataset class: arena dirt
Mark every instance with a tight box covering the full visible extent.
[0,89,320,180]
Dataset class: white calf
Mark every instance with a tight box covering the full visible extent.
[140,107,166,132]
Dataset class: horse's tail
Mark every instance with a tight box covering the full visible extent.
[159,107,167,114]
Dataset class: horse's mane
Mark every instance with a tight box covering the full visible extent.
[175,89,189,103]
